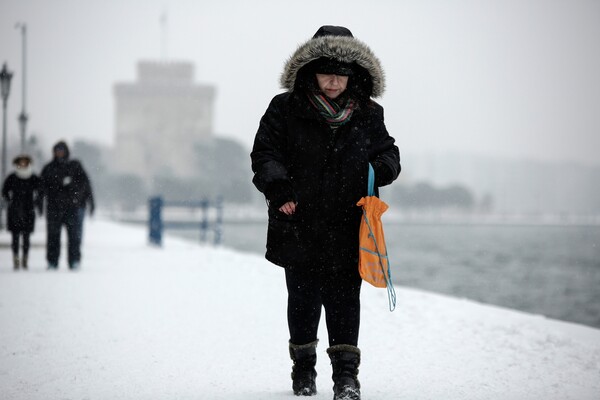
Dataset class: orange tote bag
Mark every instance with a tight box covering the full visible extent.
[356,164,396,311]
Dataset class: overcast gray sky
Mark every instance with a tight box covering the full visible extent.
[1,0,599,165]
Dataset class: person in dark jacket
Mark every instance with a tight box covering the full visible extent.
[40,141,94,270]
[2,155,43,270]
[251,26,400,400]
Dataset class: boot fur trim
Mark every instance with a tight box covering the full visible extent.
[289,339,319,351]
[327,344,361,356]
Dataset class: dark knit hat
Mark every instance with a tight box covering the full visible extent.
[311,57,355,76]
[53,141,68,152]
[312,25,354,39]
[310,26,356,76]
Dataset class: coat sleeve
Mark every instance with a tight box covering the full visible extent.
[40,163,56,198]
[81,167,94,212]
[33,175,43,214]
[367,103,401,187]
[71,160,94,210]
[79,163,95,211]
[86,176,95,213]
[2,175,12,202]
[250,95,296,208]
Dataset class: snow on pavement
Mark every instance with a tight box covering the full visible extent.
[1,219,599,400]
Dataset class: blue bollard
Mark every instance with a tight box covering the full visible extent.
[149,196,163,246]
[214,196,224,245]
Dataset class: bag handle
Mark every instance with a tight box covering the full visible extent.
[368,163,375,196]
[366,162,396,311]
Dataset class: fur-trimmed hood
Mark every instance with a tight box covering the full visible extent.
[280,29,385,98]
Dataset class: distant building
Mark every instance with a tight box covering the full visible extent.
[113,61,215,181]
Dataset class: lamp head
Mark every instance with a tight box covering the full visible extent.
[0,63,13,101]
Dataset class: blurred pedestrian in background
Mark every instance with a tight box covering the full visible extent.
[40,141,94,270]
[2,155,43,270]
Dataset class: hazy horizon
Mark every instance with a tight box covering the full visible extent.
[1,0,599,166]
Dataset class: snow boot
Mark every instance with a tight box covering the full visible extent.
[327,345,361,400]
[289,340,318,396]
[22,255,28,270]
[13,255,20,270]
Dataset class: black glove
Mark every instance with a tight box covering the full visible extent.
[264,180,295,210]
[372,161,394,187]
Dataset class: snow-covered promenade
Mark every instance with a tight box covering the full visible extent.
[1,219,599,400]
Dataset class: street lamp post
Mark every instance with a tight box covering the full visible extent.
[0,62,14,230]
[16,23,28,152]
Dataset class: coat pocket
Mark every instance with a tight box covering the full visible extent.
[266,217,312,268]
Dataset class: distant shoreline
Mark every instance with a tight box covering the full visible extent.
[107,206,600,228]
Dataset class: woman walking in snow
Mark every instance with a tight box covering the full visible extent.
[251,26,400,399]
[2,155,42,270]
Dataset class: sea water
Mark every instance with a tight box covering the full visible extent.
[174,221,600,329]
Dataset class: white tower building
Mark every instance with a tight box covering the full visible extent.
[113,61,216,181]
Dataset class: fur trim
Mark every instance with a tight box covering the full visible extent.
[326,344,361,355]
[15,165,33,180]
[289,339,319,350]
[289,340,319,361]
[13,154,32,165]
[280,35,385,98]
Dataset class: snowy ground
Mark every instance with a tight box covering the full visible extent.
[1,219,599,400]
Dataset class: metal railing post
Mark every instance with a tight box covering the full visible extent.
[149,196,163,246]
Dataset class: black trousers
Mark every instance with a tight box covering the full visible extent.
[285,266,362,347]
[11,232,31,256]
[46,207,85,266]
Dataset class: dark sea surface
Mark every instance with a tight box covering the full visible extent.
[173,221,600,329]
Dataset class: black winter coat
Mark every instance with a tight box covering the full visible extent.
[251,92,400,270]
[2,173,42,233]
[41,158,94,215]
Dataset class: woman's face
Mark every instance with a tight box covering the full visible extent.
[316,74,349,99]
[16,160,30,169]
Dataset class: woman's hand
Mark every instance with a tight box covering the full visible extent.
[278,201,297,215]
